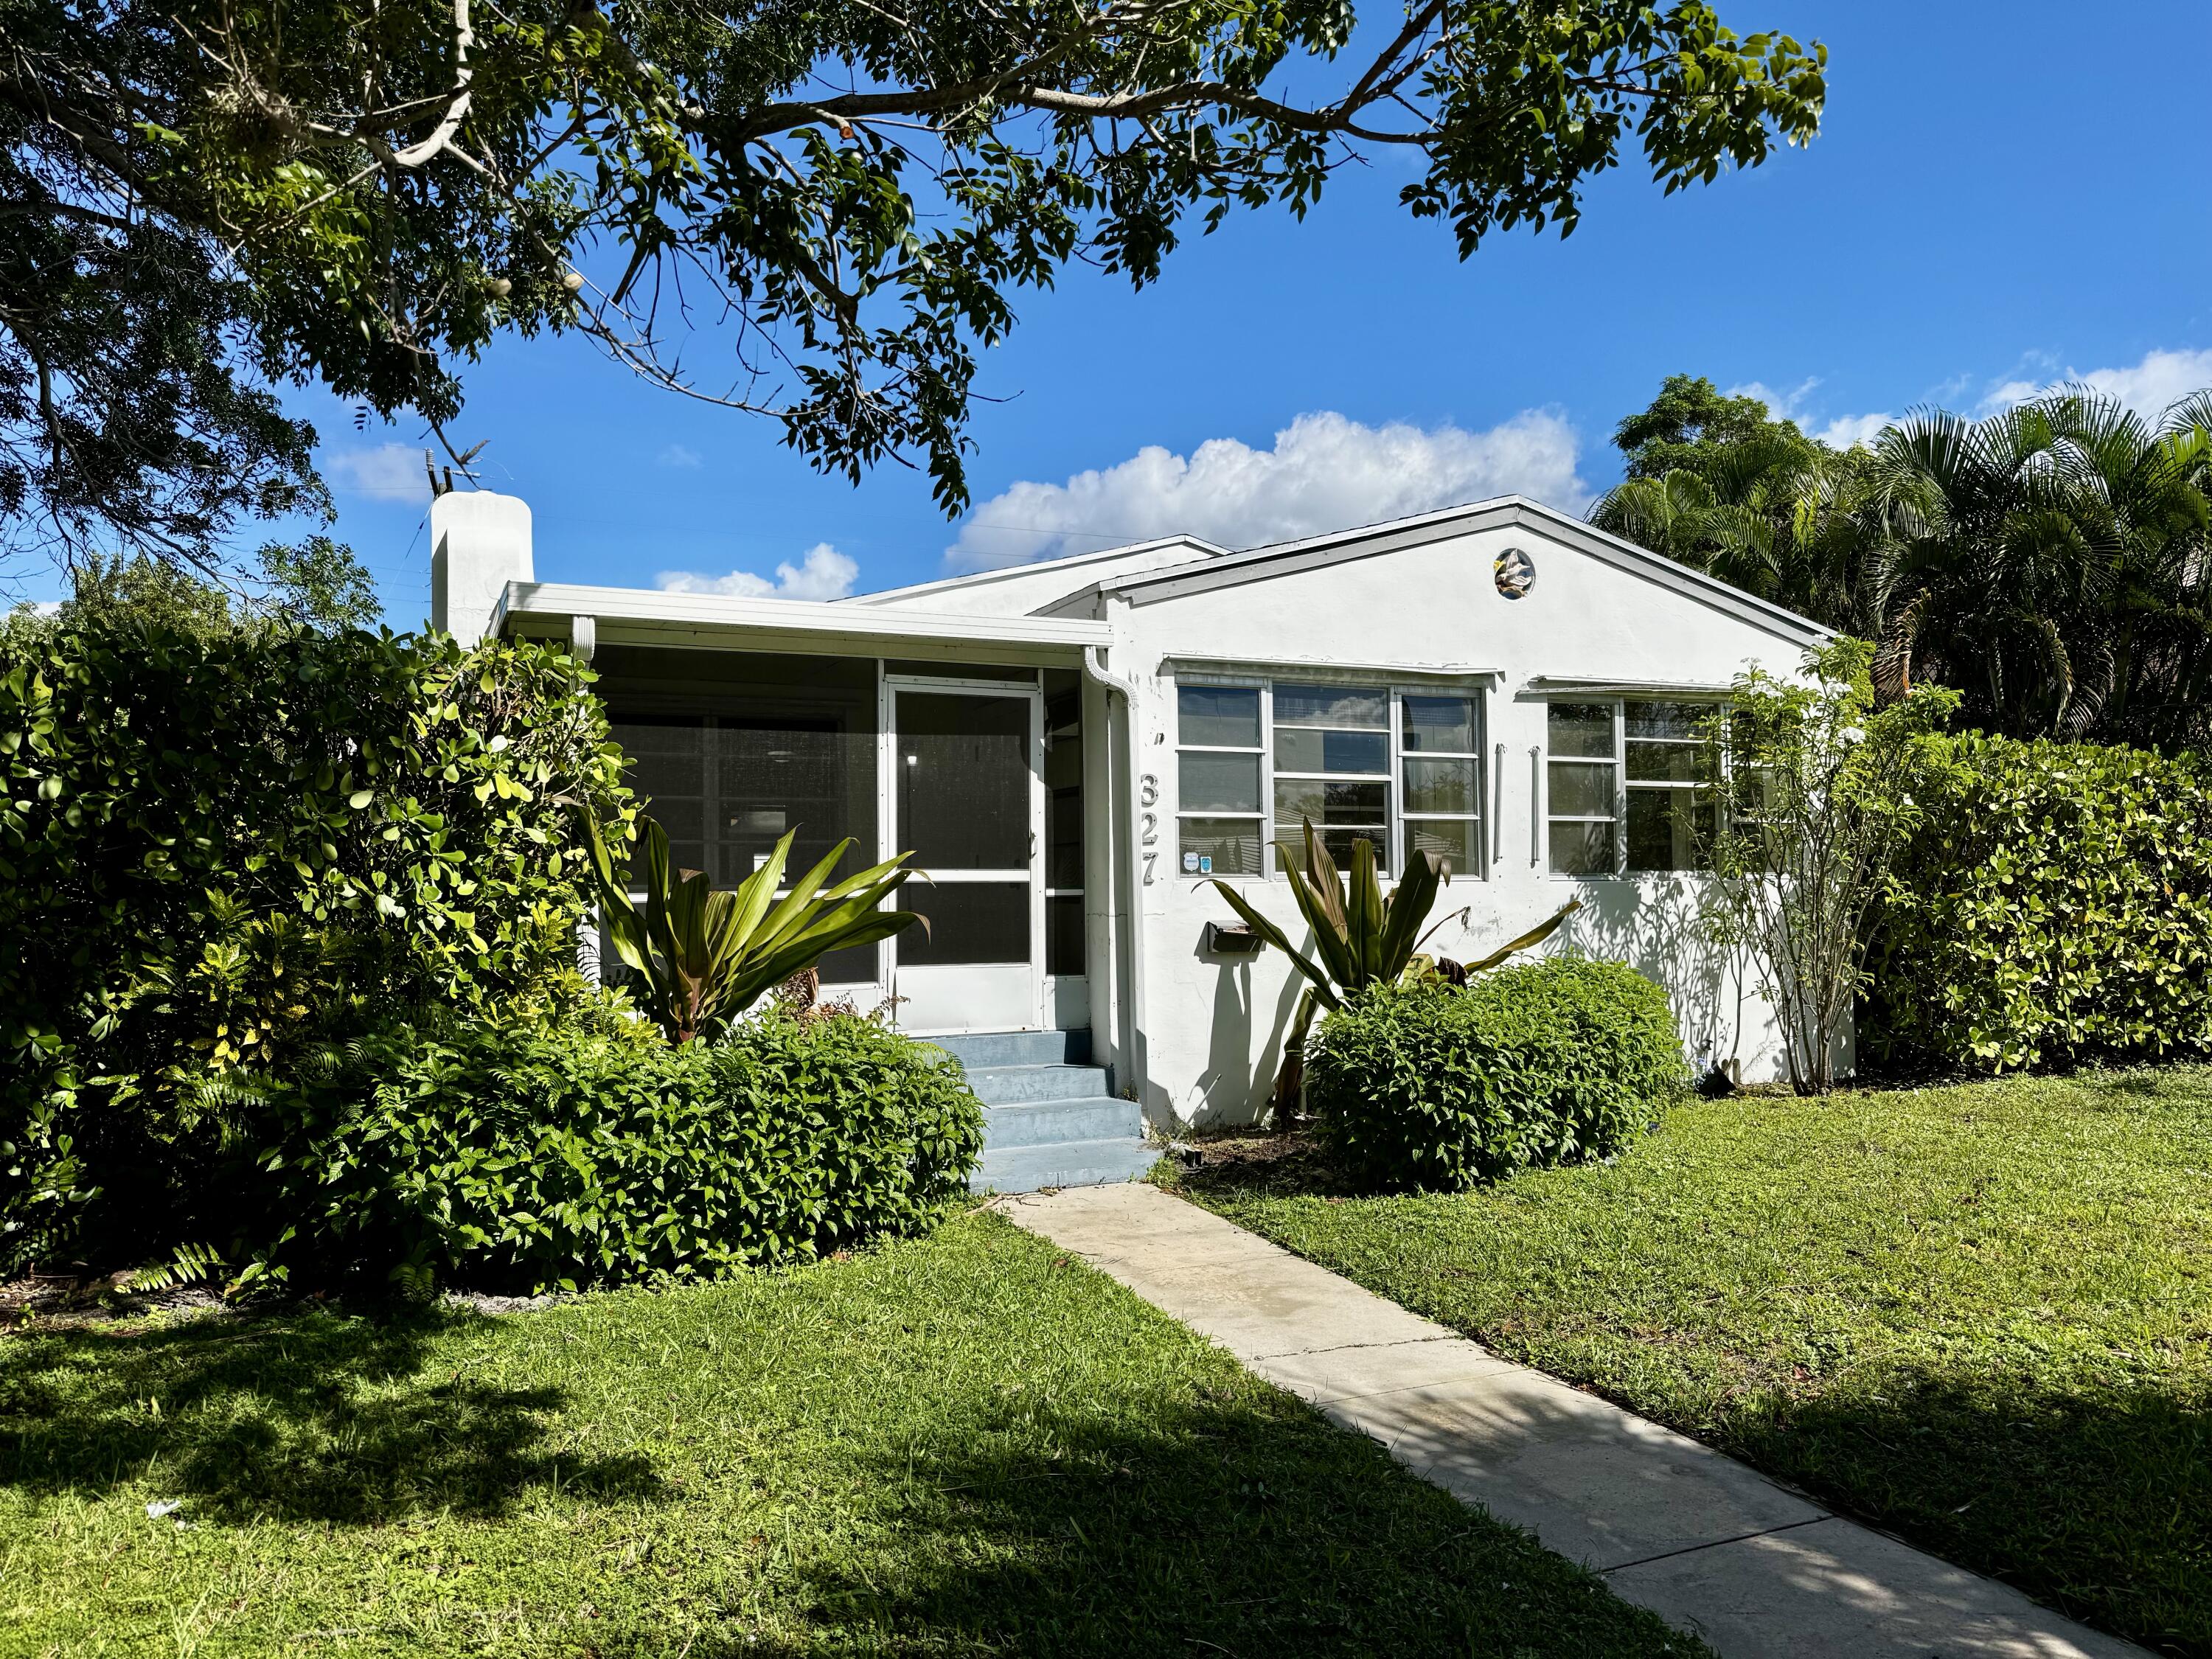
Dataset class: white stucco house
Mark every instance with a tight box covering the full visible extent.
[431,489,1831,1190]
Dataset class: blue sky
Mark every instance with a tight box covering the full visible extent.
[26,0,2211,619]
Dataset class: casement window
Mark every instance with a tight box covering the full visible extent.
[1273,684,1392,874]
[1175,680,1484,880]
[1545,700,1719,876]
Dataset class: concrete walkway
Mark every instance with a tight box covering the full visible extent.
[995,1182,2148,1659]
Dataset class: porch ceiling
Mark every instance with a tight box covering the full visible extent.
[497,580,1113,666]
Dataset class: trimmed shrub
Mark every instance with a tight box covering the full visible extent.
[1307,959,1688,1192]
[0,621,627,1270]
[1864,735,2212,1072]
[266,1004,984,1293]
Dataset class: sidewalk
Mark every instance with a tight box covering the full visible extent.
[994,1182,2147,1659]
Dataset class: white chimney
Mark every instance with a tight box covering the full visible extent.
[430,490,534,644]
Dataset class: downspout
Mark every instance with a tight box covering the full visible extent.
[1082,641,1150,1111]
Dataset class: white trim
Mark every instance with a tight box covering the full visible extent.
[497,580,1112,655]
[1059,497,1833,648]
[840,535,1225,608]
[1164,653,1501,685]
[886,678,1048,1034]
[1526,675,1736,698]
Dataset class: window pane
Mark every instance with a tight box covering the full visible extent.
[1406,818,1478,872]
[1548,760,1616,818]
[1626,700,1710,740]
[1178,685,1260,748]
[1179,751,1262,813]
[1627,741,1703,782]
[1548,702,1615,758]
[1273,684,1388,728]
[1403,756,1478,814]
[1180,816,1263,877]
[1627,788,1715,872]
[1283,824,1390,876]
[1549,820,1615,875]
[1046,893,1085,975]
[1275,779,1388,827]
[1402,695,1477,753]
[900,882,1030,965]
[1276,726,1388,775]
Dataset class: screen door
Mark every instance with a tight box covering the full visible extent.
[888,681,1043,1033]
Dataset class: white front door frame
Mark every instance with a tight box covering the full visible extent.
[882,673,1046,1034]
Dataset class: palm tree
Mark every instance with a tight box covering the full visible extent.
[1863,389,2212,742]
[1592,431,1885,637]
[1596,380,2212,747]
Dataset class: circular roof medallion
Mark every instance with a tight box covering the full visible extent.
[1494,546,1535,599]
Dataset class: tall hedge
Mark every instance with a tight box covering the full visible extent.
[1864,735,2212,1072]
[0,622,627,1268]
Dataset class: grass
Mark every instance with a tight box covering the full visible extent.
[0,1208,1705,1658]
[1169,1067,2212,1658]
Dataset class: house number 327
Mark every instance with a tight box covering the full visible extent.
[1139,773,1160,883]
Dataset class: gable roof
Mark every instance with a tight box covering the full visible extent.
[1040,496,1834,649]
[842,534,1225,608]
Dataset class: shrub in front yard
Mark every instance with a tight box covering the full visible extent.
[1865,734,2212,1072]
[1307,959,1687,1192]
[0,620,626,1272]
[268,1004,984,1292]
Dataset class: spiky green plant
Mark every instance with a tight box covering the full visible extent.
[582,813,925,1044]
[1211,820,1579,1116]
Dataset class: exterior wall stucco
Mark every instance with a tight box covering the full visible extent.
[1096,518,1820,1130]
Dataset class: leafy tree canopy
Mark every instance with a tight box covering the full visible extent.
[3,0,1827,569]
[1613,372,1811,480]
[3,537,381,636]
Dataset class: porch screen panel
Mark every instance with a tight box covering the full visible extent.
[896,692,1029,869]
[605,653,879,985]
[1043,676,1085,975]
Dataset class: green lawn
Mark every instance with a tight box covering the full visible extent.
[1170,1068,2212,1658]
[0,1208,1703,1658]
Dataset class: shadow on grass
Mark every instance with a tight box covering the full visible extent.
[1168,1140,2211,1656]
[1733,1369,2211,1657]
[626,1394,1703,1659]
[0,1306,661,1525]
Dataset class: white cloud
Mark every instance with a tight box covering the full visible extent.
[655,542,859,602]
[944,408,1587,572]
[326,442,431,504]
[1812,411,1894,449]
[658,442,702,468]
[1726,378,1891,451]
[1980,346,2212,418]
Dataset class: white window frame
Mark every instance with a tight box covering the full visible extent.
[1396,691,1486,881]
[1544,698,1724,877]
[1270,681,1394,880]
[1173,682,1269,880]
[1172,674,1488,884]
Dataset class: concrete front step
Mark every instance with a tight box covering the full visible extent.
[983,1096,1142,1148]
[928,1029,1092,1071]
[972,1137,1160,1195]
[964,1062,1116,1105]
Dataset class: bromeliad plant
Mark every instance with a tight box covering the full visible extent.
[1211,820,1580,1116]
[582,813,925,1044]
